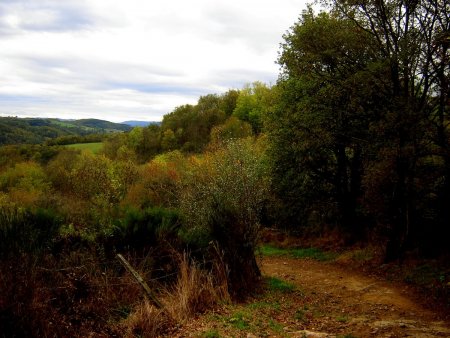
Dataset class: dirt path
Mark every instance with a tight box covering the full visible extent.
[262,256,450,337]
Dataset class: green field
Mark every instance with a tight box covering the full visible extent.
[66,142,103,154]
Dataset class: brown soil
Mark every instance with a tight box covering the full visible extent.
[175,256,450,337]
[262,256,450,337]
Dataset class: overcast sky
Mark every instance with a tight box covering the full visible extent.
[0,0,309,122]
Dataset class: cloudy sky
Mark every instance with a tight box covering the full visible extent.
[0,0,309,122]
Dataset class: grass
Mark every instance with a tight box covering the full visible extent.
[206,281,296,336]
[217,306,287,336]
[66,142,103,154]
[228,311,250,330]
[294,308,306,321]
[247,301,281,312]
[123,255,227,336]
[266,276,295,293]
[202,329,221,338]
[260,244,337,261]
[268,319,284,333]
[336,315,349,322]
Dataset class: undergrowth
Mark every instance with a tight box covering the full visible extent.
[259,244,337,261]
[123,254,229,337]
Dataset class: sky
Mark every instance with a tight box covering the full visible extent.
[0,0,310,122]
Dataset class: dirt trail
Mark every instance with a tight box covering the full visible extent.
[262,256,450,337]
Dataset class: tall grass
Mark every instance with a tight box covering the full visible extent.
[123,254,229,337]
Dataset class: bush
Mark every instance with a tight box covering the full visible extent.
[123,152,184,209]
[0,202,61,257]
[112,207,181,250]
[0,161,51,207]
[178,138,270,298]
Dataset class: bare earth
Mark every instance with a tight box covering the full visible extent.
[176,256,450,337]
[261,256,450,337]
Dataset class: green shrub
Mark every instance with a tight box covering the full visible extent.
[114,207,181,248]
[0,203,61,257]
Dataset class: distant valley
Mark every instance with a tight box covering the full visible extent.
[0,117,159,145]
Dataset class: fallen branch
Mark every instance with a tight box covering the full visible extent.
[116,253,163,308]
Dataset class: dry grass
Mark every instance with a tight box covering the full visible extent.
[123,253,229,337]
[124,300,169,338]
[164,254,219,322]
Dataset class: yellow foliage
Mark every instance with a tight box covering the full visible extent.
[0,161,50,207]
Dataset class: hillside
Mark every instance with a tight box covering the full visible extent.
[0,117,132,145]
[71,118,131,131]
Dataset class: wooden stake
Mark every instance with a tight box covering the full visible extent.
[116,253,163,308]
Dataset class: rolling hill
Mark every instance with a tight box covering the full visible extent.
[0,117,132,145]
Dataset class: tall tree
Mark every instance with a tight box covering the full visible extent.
[269,9,385,235]
[233,82,277,134]
[330,0,450,257]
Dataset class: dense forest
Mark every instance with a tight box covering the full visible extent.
[0,0,448,336]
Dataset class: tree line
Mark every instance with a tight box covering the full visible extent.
[270,0,449,259]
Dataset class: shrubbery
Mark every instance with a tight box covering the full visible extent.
[0,202,61,257]
[178,138,269,297]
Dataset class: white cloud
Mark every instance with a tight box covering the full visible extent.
[0,0,310,122]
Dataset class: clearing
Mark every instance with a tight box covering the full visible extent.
[174,255,450,337]
[66,142,103,154]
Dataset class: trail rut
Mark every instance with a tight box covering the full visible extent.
[262,257,450,337]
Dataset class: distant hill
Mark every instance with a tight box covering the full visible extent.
[0,117,132,145]
[72,119,131,131]
[121,120,161,127]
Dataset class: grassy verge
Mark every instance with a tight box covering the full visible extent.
[193,273,359,337]
[259,244,337,261]
[199,276,300,337]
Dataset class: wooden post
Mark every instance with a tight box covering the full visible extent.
[116,253,163,308]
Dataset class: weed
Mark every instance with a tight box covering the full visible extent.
[336,315,349,322]
[228,311,250,330]
[247,301,281,312]
[294,308,306,321]
[202,329,221,338]
[268,319,284,333]
[312,307,325,318]
[266,276,295,293]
